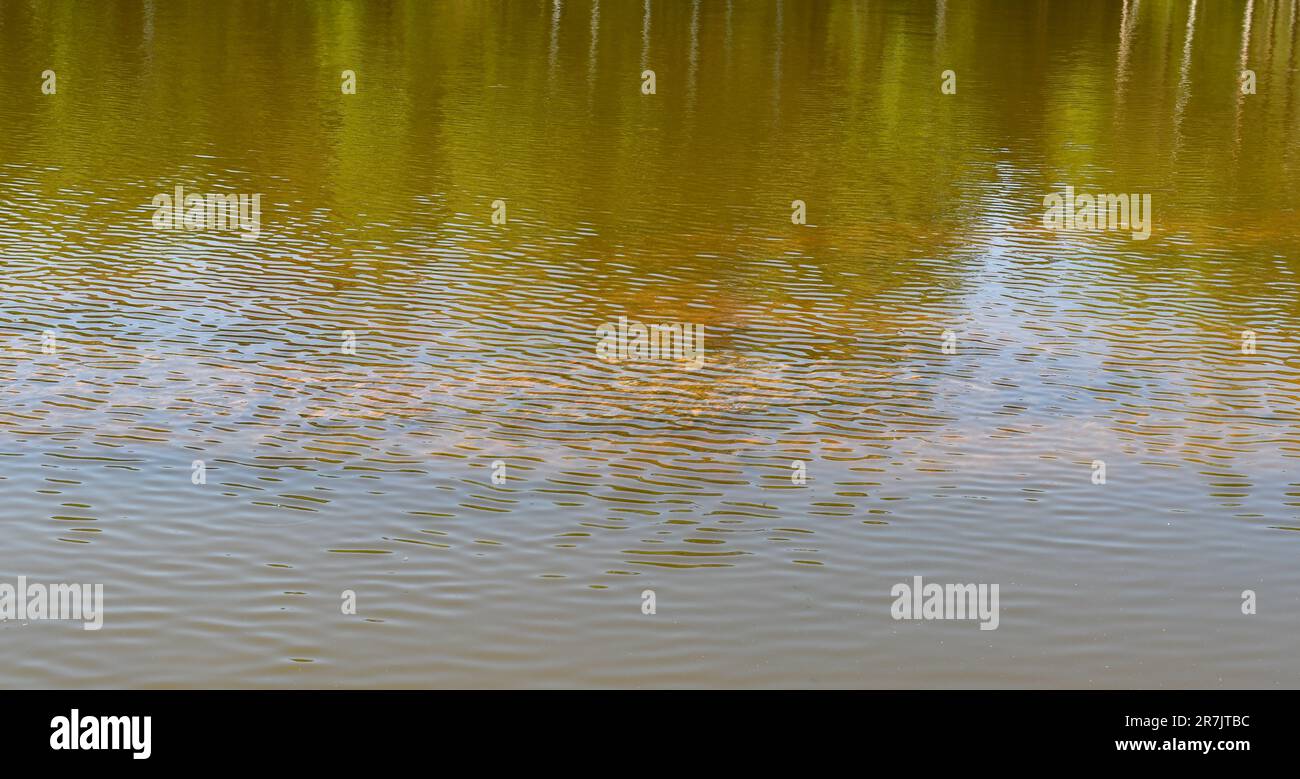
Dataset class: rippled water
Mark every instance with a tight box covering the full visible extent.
[1,0,1298,688]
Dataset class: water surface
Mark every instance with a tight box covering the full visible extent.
[1,0,1299,687]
